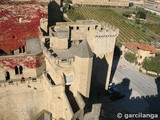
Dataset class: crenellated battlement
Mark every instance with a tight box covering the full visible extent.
[130,95,159,100]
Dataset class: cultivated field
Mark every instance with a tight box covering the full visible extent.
[72,7,152,43]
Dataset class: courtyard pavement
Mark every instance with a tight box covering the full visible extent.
[100,57,160,119]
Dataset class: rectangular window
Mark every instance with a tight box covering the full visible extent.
[95,25,98,29]
[15,66,19,75]
[62,59,68,62]
[88,27,90,31]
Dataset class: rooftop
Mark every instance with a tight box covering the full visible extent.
[0,3,47,53]
[50,40,93,59]
[123,42,159,53]
[26,38,42,54]
[56,28,69,38]
[55,20,118,31]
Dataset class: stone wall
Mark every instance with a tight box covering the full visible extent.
[0,54,45,81]
[0,75,74,120]
[0,78,48,120]
[42,73,73,119]
[73,56,93,97]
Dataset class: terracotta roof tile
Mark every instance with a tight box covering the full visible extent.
[123,42,159,53]
[123,42,139,53]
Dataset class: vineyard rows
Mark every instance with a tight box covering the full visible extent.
[142,23,160,36]
[74,7,151,43]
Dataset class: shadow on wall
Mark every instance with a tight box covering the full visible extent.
[83,47,122,115]
[110,46,122,83]
[89,54,108,99]
[89,46,122,99]
[48,1,64,27]
[100,77,160,119]
[83,54,109,114]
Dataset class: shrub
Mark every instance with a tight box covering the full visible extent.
[122,12,131,18]
[150,35,155,40]
[135,19,140,24]
[124,52,137,63]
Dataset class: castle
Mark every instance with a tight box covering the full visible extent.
[37,19,119,119]
[0,1,119,119]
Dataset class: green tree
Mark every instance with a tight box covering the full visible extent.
[124,52,137,63]
[136,11,146,19]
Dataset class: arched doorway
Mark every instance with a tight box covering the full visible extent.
[5,71,10,81]
[19,66,23,74]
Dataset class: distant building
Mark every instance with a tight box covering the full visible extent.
[121,42,160,65]
[130,0,144,5]
[144,0,160,9]
[129,0,160,7]
[72,0,130,7]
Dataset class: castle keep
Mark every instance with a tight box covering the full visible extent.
[37,19,119,119]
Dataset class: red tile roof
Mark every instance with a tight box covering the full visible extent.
[0,4,47,53]
[123,42,159,53]
[123,42,139,53]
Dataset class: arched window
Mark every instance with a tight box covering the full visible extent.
[5,71,10,81]
[19,47,22,53]
[15,66,19,75]
[19,66,23,74]
[22,46,25,53]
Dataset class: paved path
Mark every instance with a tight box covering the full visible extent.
[114,57,158,97]
[107,57,160,114]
